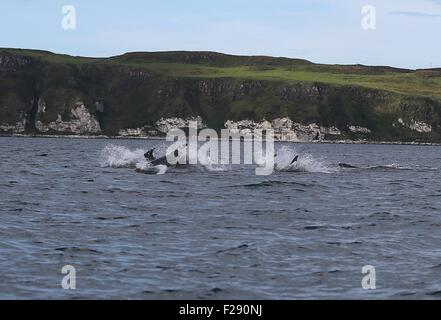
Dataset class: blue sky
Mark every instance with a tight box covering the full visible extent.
[1,0,440,69]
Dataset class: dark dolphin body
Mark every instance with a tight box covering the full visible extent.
[290,155,299,165]
[338,163,358,169]
[144,148,180,167]
[274,154,299,171]
[144,148,155,161]
[144,148,299,170]
[149,155,170,166]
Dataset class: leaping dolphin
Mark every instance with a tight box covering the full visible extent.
[144,147,185,167]
[274,153,299,171]
[290,155,299,166]
[144,148,156,161]
[144,147,299,170]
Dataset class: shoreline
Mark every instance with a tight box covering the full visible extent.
[1,133,441,146]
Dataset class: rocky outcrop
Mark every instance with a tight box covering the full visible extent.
[119,116,335,141]
[395,118,432,133]
[36,103,101,134]
[348,126,372,134]
[410,121,432,133]
[118,127,149,138]
[118,116,206,137]
[0,119,26,133]
[320,126,342,136]
[155,116,205,134]
[0,53,32,71]
[224,119,272,132]
[292,123,323,141]
[116,117,346,141]
[225,118,331,142]
[37,99,47,114]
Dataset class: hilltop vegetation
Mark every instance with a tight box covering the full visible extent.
[1,48,441,142]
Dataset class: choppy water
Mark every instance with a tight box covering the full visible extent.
[1,137,441,299]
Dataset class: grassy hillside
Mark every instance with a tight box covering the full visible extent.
[1,48,441,141]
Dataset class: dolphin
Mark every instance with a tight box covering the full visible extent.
[145,147,299,170]
[275,153,298,165]
[144,148,156,161]
[290,155,299,166]
[338,163,358,169]
[274,154,299,171]
[144,148,184,167]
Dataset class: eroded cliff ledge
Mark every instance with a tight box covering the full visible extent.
[1,49,441,142]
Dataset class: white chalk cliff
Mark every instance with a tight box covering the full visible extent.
[36,103,101,134]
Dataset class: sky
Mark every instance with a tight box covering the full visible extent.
[1,0,441,69]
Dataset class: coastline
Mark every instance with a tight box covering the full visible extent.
[1,133,441,146]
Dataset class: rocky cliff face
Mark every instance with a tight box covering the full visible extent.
[35,103,101,134]
[394,118,432,133]
[1,49,441,142]
[118,116,205,137]
[0,53,33,71]
[117,116,336,142]
[0,118,26,133]
[224,118,324,142]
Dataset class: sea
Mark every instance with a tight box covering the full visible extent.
[0,137,440,299]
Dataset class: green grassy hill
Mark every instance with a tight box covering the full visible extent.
[1,48,441,141]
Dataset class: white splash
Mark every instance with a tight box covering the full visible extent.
[154,165,168,175]
[292,153,337,173]
[99,144,226,175]
[99,143,334,175]
[273,145,336,173]
[196,150,229,172]
[99,144,146,168]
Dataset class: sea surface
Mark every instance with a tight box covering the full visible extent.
[0,137,440,299]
